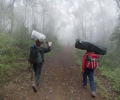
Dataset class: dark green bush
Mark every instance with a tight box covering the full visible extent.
[99,51,120,92]
[0,31,60,86]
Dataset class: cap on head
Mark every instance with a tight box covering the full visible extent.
[36,40,41,46]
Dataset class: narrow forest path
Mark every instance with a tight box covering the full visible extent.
[1,46,106,100]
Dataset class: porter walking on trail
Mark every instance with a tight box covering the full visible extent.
[28,40,51,92]
[82,50,99,97]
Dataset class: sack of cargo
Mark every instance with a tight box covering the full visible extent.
[31,30,46,42]
[75,38,107,55]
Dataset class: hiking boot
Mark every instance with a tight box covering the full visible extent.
[32,84,37,92]
[91,91,96,97]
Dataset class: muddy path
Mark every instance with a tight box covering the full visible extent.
[1,46,105,100]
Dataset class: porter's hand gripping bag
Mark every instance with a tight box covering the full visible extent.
[31,30,46,42]
[48,42,52,46]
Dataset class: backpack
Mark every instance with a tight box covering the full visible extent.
[29,45,42,64]
[85,53,98,69]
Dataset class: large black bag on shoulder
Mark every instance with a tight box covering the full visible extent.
[75,39,107,55]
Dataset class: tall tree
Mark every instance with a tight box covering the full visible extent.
[9,0,16,35]
[115,0,120,9]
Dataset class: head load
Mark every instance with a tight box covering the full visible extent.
[31,30,46,43]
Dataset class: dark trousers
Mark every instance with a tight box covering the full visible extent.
[33,63,43,84]
[82,68,96,92]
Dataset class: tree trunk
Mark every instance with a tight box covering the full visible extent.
[115,0,120,9]
[10,0,15,36]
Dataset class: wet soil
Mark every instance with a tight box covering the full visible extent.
[0,46,112,100]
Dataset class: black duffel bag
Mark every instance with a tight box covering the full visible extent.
[75,39,107,55]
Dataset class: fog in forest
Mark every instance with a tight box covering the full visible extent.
[0,0,119,47]
[1,1,120,99]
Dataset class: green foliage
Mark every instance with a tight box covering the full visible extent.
[0,34,17,63]
[94,77,100,85]
[46,34,61,51]
[42,33,61,58]
[110,22,120,54]
[99,66,120,92]
[0,34,18,83]
[0,32,31,87]
[110,25,120,43]
[13,26,32,57]
[74,49,85,73]
[99,51,119,69]
[75,60,81,66]
[115,96,120,100]
[0,28,61,87]
[75,49,86,57]
[99,51,120,93]
[75,48,120,97]
[94,77,110,99]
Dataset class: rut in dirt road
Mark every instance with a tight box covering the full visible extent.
[2,46,105,100]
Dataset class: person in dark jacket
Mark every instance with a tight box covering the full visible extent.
[29,40,51,92]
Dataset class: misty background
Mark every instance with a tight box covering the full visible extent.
[1,0,120,98]
[0,0,119,47]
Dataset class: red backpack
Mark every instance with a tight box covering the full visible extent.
[85,53,98,69]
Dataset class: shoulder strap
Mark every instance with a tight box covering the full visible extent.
[36,46,42,52]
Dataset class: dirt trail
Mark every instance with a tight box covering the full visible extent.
[1,46,105,100]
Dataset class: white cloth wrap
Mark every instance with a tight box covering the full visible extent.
[31,30,46,42]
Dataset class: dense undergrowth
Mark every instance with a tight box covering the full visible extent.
[98,51,120,99]
[0,33,26,87]
[74,49,120,99]
[0,32,61,87]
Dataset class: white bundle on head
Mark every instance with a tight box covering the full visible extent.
[31,30,46,42]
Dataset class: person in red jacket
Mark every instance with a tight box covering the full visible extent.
[82,50,98,97]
